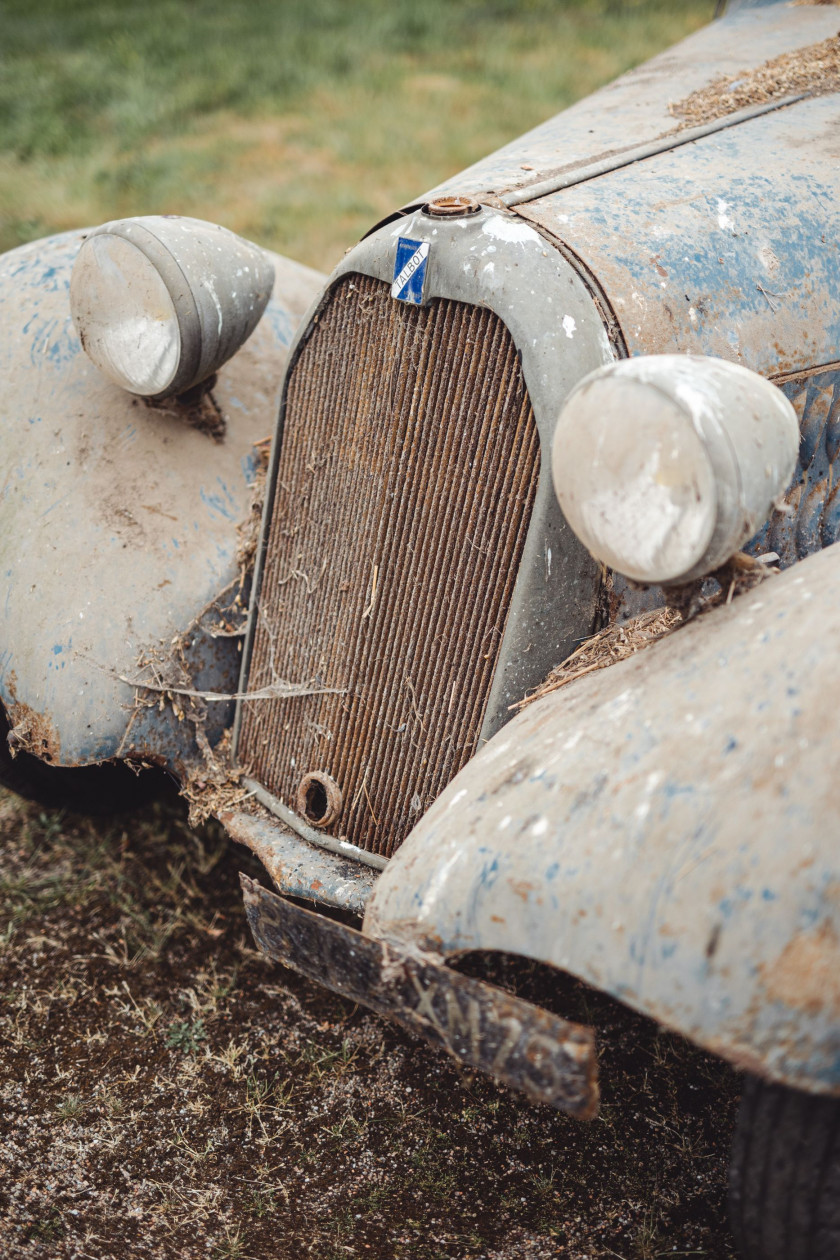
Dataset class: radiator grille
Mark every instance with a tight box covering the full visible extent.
[237,273,539,858]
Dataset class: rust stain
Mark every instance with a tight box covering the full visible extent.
[508,878,539,903]
[6,700,62,764]
[763,921,840,1017]
[424,195,482,219]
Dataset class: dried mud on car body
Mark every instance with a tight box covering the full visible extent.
[0,791,738,1260]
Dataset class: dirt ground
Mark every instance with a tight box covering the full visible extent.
[0,788,740,1260]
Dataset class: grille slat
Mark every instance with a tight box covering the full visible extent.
[238,274,539,857]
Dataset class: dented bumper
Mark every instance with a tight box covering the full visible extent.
[241,875,599,1119]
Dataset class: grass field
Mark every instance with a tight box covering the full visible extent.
[1,0,713,269]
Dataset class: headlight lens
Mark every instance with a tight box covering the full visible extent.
[561,383,716,584]
[70,215,275,400]
[552,355,799,585]
[71,232,182,396]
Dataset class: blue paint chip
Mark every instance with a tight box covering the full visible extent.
[391,238,430,305]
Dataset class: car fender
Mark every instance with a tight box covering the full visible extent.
[0,229,323,770]
[365,543,840,1096]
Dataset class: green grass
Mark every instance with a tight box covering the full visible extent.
[0,0,713,269]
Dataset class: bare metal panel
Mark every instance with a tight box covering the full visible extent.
[515,95,840,380]
[238,274,539,858]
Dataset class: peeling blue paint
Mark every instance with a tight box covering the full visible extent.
[200,478,238,521]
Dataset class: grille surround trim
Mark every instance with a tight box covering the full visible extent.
[233,206,614,859]
[238,275,541,857]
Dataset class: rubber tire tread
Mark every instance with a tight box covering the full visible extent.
[730,1075,840,1260]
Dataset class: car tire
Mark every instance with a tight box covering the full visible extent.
[0,703,175,816]
[729,1073,840,1260]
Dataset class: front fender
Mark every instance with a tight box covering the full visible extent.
[0,230,323,769]
[365,544,840,1096]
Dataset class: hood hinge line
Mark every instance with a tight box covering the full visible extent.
[501,92,806,208]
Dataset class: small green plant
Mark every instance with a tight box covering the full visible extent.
[56,1093,86,1121]
[632,1205,664,1259]
[37,810,66,843]
[165,1017,207,1053]
[23,1209,64,1243]
[245,1186,277,1219]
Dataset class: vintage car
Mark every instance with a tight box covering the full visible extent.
[2,0,839,1252]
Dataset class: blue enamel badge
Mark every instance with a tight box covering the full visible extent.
[391,237,430,304]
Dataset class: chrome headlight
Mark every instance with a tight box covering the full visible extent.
[551,355,799,585]
[70,215,275,399]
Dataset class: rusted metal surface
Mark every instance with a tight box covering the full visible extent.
[243,777,388,871]
[235,205,614,856]
[295,770,343,830]
[515,92,840,380]
[418,2,840,205]
[424,195,482,218]
[238,274,540,859]
[0,229,323,769]
[747,368,840,567]
[365,542,840,1097]
[221,809,376,916]
[241,874,599,1118]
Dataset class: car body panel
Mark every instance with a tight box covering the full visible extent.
[418,2,840,210]
[516,94,840,378]
[0,230,323,769]
[3,0,838,1118]
[365,543,840,1096]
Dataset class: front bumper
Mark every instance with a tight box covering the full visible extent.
[241,874,599,1119]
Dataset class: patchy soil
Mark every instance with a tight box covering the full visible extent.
[0,789,739,1259]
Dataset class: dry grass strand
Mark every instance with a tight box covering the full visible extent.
[512,607,681,712]
[672,34,840,128]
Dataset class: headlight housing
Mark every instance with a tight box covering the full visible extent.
[70,215,275,400]
[551,355,800,585]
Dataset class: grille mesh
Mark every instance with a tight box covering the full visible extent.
[238,273,539,858]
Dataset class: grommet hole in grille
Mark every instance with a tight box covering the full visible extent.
[296,771,342,828]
